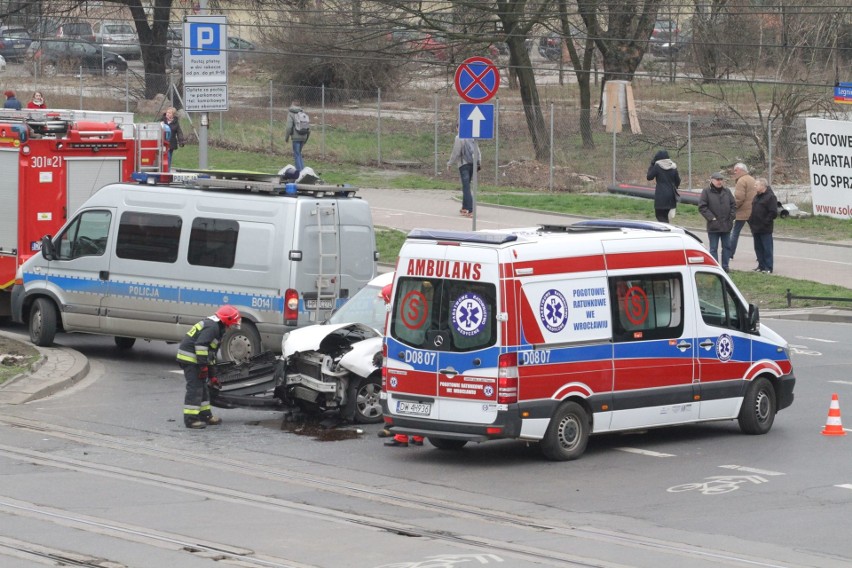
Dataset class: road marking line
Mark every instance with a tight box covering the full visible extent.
[718,464,785,476]
[795,336,837,343]
[829,380,852,385]
[835,484,852,491]
[615,447,675,457]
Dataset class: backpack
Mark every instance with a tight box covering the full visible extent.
[293,110,310,135]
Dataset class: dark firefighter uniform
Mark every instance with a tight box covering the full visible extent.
[177,316,225,429]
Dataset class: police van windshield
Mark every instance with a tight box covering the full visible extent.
[391,277,497,352]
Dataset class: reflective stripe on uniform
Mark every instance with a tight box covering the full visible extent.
[177,349,197,363]
[184,406,201,416]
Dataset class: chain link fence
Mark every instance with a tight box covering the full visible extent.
[16,71,814,200]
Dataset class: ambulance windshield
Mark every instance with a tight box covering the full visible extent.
[391,277,497,352]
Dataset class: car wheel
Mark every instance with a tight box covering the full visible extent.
[428,437,467,450]
[347,375,383,424]
[540,401,589,461]
[43,63,58,77]
[220,321,261,364]
[114,336,136,350]
[29,298,58,347]
[738,377,776,434]
[104,62,120,77]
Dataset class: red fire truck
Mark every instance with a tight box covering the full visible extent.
[0,109,169,317]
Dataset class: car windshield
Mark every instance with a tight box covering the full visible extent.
[105,24,134,35]
[4,29,30,38]
[327,283,387,331]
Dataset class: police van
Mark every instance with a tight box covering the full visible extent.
[381,220,795,461]
[12,172,377,361]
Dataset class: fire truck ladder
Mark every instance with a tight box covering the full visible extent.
[135,123,166,173]
[312,202,340,321]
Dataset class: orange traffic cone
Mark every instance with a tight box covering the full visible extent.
[821,393,847,436]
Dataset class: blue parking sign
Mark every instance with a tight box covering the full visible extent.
[459,104,494,139]
[189,22,222,55]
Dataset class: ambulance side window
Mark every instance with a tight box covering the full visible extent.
[391,277,439,348]
[610,274,684,342]
[116,212,182,263]
[188,217,238,268]
[695,272,746,330]
[56,210,111,260]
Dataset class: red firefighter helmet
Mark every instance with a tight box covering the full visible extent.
[215,305,242,328]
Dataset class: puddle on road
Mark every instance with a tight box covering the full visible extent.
[245,414,364,442]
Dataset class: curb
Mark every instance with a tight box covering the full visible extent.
[0,331,90,405]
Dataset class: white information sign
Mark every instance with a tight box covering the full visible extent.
[183,15,228,111]
[806,118,852,219]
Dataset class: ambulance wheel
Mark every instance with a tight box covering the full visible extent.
[347,375,383,424]
[29,298,57,347]
[114,337,136,350]
[428,438,467,450]
[220,322,261,364]
[738,377,776,435]
[541,401,589,461]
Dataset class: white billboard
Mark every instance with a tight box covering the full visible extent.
[805,118,852,219]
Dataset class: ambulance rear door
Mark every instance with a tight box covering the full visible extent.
[386,245,501,425]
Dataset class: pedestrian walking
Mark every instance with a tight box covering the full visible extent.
[698,172,736,272]
[646,149,681,223]
[4,89,21,110]
[160,107,185,166]
[729,162,756,261]
[447,135,480,217]
[176,305,242,429]
[284,99,310,172]
[748,177,778,274]
[27,91,47,109]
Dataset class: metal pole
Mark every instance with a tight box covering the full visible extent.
[125,71,129,113]
[768,117,773,186]
[198,0,209,170]
[321,84,326,160]
[688,113,692,190]
[549,103,554,192]
[269,79,274,152]
[611,128,616,185]
[434,94,439,177]
[494,97,499,186]
[79,67,83,109]
[472,146,478,231]
[377,87,382,166]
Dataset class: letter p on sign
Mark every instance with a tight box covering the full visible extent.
[190,23,220,55]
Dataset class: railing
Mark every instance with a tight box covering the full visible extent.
[786,289,852,308]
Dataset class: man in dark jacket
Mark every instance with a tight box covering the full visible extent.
[748,177,778,274]
[698,172,736,272]
[647,149,681,223]
[176,305,242,429]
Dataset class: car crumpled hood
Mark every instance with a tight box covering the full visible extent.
[282,322,380,359]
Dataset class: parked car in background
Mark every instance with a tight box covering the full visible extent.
[56,21,96,43]
[0,26,33,61]
[93,21,141,60]
[650,29,692,58]
[28,39,127,77]
[389,29,449,61]
[651,19,679,42]
[165,24,183,69]
[0,54,6,72]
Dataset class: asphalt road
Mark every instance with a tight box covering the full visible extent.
[360,187,852,289]
[0,316,850,567]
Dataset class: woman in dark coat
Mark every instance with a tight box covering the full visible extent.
[647,149,681,223]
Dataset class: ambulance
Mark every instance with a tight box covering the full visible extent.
[381,220,795,461]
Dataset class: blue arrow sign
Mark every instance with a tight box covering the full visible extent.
[459,103,494,139]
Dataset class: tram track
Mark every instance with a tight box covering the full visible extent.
[0,415,822,568]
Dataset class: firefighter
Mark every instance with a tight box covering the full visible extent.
[176,305,242,429]
[385,433,425,448]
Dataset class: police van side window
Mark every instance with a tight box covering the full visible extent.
[116,212,182,263]
[610,273,684,342]
[695,272,745,330]
[56,210,111,260]
[188,217,238,268]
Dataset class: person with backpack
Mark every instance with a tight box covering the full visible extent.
[285,99,310,172]
[447,135,481,218]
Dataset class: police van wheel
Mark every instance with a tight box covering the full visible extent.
[29,298,57,347]
[221,322,261,364]
[428,438,467,450]
[738,377,776,435]
[114,337,136,350]
[541,401,589,461]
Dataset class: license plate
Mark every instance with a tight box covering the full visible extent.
[306,299,333,310]
[397,401,431,416]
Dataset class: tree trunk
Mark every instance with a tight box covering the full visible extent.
[507,37,549,161]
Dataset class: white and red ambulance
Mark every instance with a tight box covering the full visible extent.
[381,220,795,461]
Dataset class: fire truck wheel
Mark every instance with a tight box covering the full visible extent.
[540,401,589,461]
[428,438,467,450]
[114,337,136,350]
[29,298,58,347]
[220,321,261,364]
[737,377,776,435]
